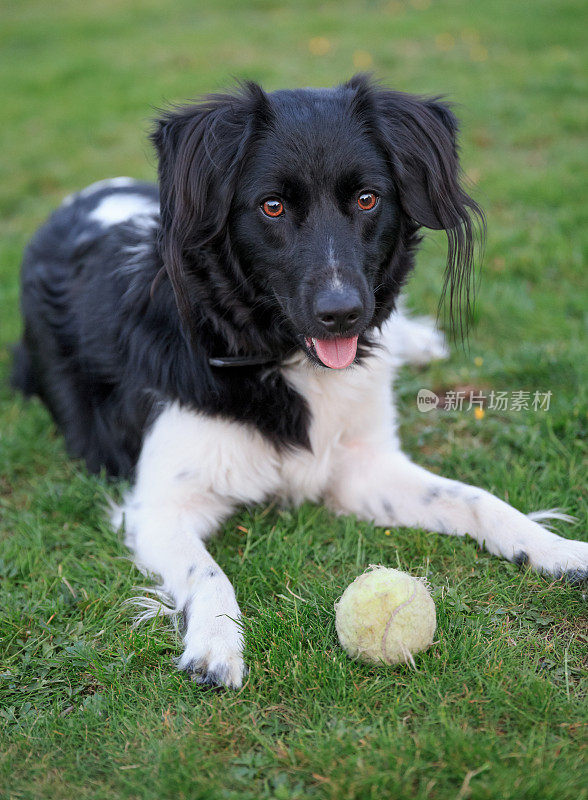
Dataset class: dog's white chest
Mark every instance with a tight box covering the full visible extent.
[278,349,398,503]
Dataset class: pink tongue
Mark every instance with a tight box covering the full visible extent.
[313,336,358,369]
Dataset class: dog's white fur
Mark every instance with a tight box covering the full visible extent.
[88,193,159,227]
[113,311,587,688]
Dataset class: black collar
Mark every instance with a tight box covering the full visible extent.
[208,354,280,368]
[208,338,304,368]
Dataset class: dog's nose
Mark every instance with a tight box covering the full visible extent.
[313,288,363,334]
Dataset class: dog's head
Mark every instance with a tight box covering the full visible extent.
[152,75,482,368]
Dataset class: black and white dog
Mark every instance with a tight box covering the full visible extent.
[13,76,587,688]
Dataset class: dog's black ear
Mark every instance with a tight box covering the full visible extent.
[151,83,270,330]
[368,84,484,336]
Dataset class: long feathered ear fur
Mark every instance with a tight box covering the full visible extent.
[348,75,484,338]
[151,83,271,334]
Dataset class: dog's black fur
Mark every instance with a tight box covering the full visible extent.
[12,75,482,477]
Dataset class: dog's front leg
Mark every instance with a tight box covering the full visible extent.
[112,404,280,688]
[119,496,245,687]
[328,447,587,581]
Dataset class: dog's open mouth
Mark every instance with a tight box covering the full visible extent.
[304,336,358,369]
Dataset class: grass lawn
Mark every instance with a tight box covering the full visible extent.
[1,1,587,798]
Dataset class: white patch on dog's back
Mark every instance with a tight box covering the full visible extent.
[88,194,158,227]
[80,177,138,196]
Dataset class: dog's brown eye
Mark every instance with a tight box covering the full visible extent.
[262,198,284,218]
[357,192,378,211]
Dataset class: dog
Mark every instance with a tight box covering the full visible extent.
[12,75,587,688]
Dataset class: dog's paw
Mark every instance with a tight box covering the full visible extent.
[178,635,246,689]
[517,531,588,585]
[544,538,588,584]
[406,317,449,365]
[384,312,449,366]
[178,595,246,689]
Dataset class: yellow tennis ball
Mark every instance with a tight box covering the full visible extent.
[334,566,436,665]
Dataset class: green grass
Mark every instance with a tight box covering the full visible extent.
[1,1,587,798]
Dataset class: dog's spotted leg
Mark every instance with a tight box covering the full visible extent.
[329,449,587,582]
[111,404,280,688]
[115,489,245,687]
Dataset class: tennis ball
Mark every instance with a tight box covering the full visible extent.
[334,566,436,665]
